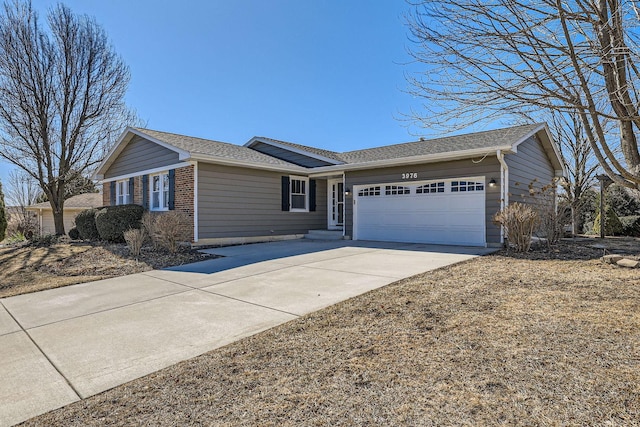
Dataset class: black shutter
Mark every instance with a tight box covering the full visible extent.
[168,169,175,210]
[142,175,149,209]
[109,181,116,206]
[281,176,290,211]
[309,179,316,212]
[129,177,134,204]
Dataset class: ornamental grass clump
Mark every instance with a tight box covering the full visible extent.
[494,202,540,252]
[124,228,145,257]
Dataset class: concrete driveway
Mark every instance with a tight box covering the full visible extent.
[0,240,494,426]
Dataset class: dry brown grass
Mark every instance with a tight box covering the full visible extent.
[20,239,640,426]
[0,242,212,298]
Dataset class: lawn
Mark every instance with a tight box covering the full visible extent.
[0,241,212,298]
[17,238,640,426]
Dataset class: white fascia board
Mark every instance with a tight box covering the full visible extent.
[99,162,193,183]
[245,136,344,165]
[307,146,511,176]
[189,153,308,174]
[94,128,191,180]
[93,127,136,180]
[511,123,566,176]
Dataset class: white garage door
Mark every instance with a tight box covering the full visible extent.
[354,178,486,246]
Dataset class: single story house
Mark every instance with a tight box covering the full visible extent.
[94,123,564,247]
[27,193,103,236]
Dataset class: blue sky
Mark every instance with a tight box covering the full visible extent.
[0,0,478,187]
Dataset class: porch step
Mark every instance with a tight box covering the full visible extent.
[304,229,344,240]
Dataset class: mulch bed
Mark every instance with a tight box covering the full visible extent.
[20,238,640,426]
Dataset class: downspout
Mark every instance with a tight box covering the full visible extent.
[342,173,346,238]
[193,162,199,243]
[497,150,509,244]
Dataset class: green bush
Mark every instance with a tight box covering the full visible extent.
[592,205,624,236]
[68,227,80,240]
[95,204,144,242]
[620,215,640,237]
[75,208,101,240]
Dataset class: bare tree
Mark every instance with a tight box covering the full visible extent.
[0,1,136,235]
[549,113,599,234]
[5,169,40,207]
[406,0,640,188]
[4,169,39,236]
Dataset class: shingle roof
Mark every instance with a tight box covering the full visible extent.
[339,123,543,163]
[133,128,304,169]
[123,123,545,171]
[254,137,345,163]
[28,193,102,210]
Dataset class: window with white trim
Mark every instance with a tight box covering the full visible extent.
[290,176,308,211]
[358,186,381,197]
[416,182,445,194]
[150,172,170,211]
[451,181,484,192]
[385,185,410,195]
[115,180,130,205]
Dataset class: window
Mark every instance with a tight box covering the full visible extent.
[451,181,484,192]
[385,185,410,195]
[358,186,381,197]
[115,180,130,205]
[150,172,170,211]
[416,182,445,194]
[290,176,308,211]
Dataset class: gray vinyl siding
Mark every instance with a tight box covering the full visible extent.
[198,163,327,239]
[104,136,180,178]
[250,142,334,168]
[505,135,555,203]
[344,158,502,244]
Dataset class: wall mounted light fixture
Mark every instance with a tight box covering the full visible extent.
[345,188,352,196]
[489,178,497,187]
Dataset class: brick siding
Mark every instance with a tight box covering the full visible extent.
[102,165,195,242]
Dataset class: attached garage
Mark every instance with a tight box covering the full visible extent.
[353,177,486,246]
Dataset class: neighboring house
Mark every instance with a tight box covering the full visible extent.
[27,193,103,235]
[94,123,564,247]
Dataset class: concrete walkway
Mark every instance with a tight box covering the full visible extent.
[0,240,494,426]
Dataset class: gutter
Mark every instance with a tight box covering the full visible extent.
[497,150,509,243]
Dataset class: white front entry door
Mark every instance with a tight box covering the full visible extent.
[328,179,344,230]
[353,178,486,246]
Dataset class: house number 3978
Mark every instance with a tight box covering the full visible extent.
[402,172,418,179]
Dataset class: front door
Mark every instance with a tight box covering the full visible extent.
[328,179,344,230]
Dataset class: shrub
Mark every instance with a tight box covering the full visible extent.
[29,233,59,247]
[592,205,624,236]
[148,211,191,253]
[141,212,160,250]
[620,215,640,237]
[124,228,145,257]
[75,208,101,240]
[95,204,145,242]
[493,202,540,252]
[68,227,80,240]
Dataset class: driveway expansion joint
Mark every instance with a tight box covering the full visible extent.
[0,300,82,401]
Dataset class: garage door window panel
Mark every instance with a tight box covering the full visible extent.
[385,185,410,195]
[359,186,381,196]
[416,182,445,194]
[451,181,484,192]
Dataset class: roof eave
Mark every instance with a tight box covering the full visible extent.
[511,123,566,177]
[308,146,512,176]
[93,128,191,180]
[188,153,308,174]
